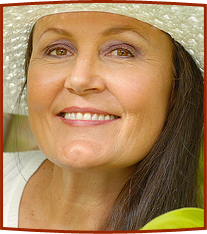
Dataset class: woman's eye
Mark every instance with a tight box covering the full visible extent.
[45,45,74,57]
[107,48,134,58]
[49,48,72,56]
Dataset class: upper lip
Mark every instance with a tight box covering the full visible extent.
[58,106,120,117]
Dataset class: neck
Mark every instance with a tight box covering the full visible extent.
[41,160,134,230]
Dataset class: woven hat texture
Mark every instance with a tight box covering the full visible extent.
[3,3,204,115]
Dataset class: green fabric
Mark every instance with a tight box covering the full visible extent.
[140,208,204,230]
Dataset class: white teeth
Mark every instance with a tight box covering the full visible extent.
[92,114,98,120]
[83,113,92,120]
[105,115,110,120]
[98,114,105,121]
[63,112,118,121]
[76,112,83,120]
[70,113,76,120]
[64,113,70,119]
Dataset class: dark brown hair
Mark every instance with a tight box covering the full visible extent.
[23,26,203,230]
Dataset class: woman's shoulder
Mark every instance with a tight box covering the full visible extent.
[4,150,46,179]
[4,150,46,184]
[3,150,46,227]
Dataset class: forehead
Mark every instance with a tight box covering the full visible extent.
[34,11,163,41]
[32,11,173,57]
[35,11,150,28]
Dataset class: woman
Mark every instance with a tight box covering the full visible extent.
[3,3,204,231]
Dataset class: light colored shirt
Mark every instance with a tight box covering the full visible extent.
[3,150,46,228]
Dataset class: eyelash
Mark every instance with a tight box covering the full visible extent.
[45,44,74,57]
[45,43,138,59]
[105,44,136,58]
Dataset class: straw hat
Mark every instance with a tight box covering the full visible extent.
[3,3,204,115]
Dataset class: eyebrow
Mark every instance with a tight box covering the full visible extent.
[38,26,150,44]
[101,26,150,44]
[38,27,73,41]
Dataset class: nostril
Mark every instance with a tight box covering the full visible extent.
[84,88,98,92]
[67,87,99,95]
[67,88,76,94]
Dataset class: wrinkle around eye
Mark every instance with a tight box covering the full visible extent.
[29,56,71,66]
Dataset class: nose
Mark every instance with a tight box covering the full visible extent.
[64,55,106,95]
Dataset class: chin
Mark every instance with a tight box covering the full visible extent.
[50,140,108,171]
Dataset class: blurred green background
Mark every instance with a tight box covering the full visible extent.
[3,113,39,152]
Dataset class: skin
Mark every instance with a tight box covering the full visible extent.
[19,12,173,230]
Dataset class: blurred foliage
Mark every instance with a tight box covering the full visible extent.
[4,114,39,152]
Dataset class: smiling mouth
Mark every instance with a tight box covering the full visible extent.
[58,112,120,121]
[57,107,121,126]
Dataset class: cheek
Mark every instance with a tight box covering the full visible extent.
[108,65,173,158]
[109,68,172,117]
[27,64,64,112]
[27,64,65,152]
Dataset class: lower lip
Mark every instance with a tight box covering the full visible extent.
[58,116,119,127]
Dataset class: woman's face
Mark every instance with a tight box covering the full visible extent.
[28,12,173,171]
